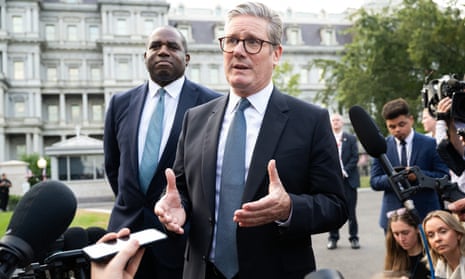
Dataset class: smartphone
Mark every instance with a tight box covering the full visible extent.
[82,228,166,262]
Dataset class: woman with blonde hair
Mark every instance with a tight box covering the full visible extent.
[384,208,429,278]
[423,210,465,278]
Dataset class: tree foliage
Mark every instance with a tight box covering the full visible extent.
[312,0,465,133]
[273,60,301,97]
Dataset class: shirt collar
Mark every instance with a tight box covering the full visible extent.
[148,76,185,99]
[395,128,414,145]
[227,81,273,114]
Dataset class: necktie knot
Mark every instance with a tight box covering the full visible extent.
[400,139,406,146]
[157,87,166,98]
[237,98,250,112]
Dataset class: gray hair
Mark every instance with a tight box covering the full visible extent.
[226,2,282,46]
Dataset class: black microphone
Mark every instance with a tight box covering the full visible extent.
[86,227,108,245]
[64,227,89,251]
[0,180,77,279]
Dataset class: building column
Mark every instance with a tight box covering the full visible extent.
[59,94,66,125]
[82,93,88,126]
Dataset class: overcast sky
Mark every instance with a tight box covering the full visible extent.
[167,0,464,14]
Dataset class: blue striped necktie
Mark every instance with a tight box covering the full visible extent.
[139,88,165,194]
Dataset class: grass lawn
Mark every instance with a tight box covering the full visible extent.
[0,209,110,237]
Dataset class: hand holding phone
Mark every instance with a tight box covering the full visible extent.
[83,228,166,262]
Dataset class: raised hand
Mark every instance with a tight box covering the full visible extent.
[154,168,186,234]
[234,159,291,227]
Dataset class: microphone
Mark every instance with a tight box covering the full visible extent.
[86,227,108,245]
[64,227,89,251]
[0,180,77,279]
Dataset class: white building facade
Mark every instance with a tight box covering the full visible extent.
[0,0,354,194]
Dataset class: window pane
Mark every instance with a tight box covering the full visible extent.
[15,101,25,117]
[69,67,79,80]
[90,67,101,81]
[14,61,25,80]
[47,67,57,81]
[48,105,58,122]
[68,25,78,41]
[58,157,68,180]
[116,19,127,35]
[71,104,81,122]
[70,156,86,180]
[92,104,103,122]
[45,25,56,40]
[89,25,99,41]
[12,15,23,33]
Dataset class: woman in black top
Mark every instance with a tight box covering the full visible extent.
[384,208,430,279]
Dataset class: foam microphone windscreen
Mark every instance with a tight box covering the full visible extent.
[349,105,387,158]
[63,227,88,250]
[4,180,77,265]
[86,227,108,245]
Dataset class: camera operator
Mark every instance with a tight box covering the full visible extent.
[437,96,465,220]
[435,96,465,193]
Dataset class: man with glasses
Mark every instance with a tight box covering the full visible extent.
[370,98,448,232]
[154,2,347,279]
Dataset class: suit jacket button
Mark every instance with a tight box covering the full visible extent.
[208,218,214,225]
[202,256,206,261]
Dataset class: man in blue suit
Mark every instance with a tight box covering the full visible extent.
[104,25,220,279]
[370,98,449,231]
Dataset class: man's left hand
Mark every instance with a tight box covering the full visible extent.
[233,160,291,227]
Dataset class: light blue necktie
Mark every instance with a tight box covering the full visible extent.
[139,88,165,194]
[214,98,250,279]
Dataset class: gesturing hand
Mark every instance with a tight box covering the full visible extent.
[154,168,186,234]
[234,159,291,227]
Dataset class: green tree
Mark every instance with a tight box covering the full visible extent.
[20,153,50,187]
[312,0,465,133]
[272,60,301,97]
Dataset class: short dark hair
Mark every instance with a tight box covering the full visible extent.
[382,98,410,120]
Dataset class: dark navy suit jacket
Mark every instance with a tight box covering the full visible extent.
[340,132,360,189]
[104,79,220,268]
[370,131,449,230]
[174,88,348,279]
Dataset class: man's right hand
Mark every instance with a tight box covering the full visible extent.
[154,168,186,234]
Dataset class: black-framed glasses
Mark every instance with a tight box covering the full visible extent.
[218,36,276,54]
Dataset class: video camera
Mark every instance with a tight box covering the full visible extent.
[422,74,465,122]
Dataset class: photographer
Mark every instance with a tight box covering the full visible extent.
[436,96,465,192]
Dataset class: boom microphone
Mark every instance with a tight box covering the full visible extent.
[349,105,396,177]
[0,180,77,279]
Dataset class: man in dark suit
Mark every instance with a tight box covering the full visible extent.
[370,98,449,231]
[327,114,361,250]
[154,3,348,279]
[104,25,219,279]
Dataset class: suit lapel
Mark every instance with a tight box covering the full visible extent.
[158,80,198,172]
[242,89,289,202]
[129,82,149,180]
[203,96,228,216]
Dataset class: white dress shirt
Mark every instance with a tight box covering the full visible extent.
[138,77,184,164]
